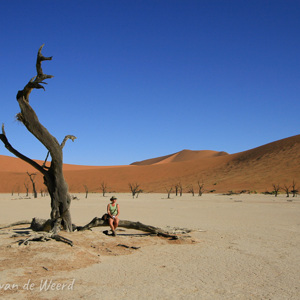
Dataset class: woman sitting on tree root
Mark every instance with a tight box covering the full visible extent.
[107,196,120,236]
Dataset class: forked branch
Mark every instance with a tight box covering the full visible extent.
[17,44,53,101]
[42,135,77,167]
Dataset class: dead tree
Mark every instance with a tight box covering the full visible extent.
[0,45,191,246]
[283,184,291,198]
[272,184,281,197]
[0,45,76,232]
[83,185,89,198]
[291,180,298,197]
[100,181,108,197]
[76,217,180,239]
[197,181,204,196]
[24,182,29,196]
[188,185,195,196]
[165,186,173,199]
[178,182,183,196]
[27,172,37,198]
[175,183,179,196]
[129,183,140,198]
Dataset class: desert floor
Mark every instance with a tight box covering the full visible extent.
[0,192,299,300]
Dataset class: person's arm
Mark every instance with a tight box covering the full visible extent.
[107,204,112,217]
[116,204,120,217]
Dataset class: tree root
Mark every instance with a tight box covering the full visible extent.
[1,217,195,247]
[0,220,31,230]
[18,232,73,247]
[76,217,181,239]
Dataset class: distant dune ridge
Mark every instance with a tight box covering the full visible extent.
[131,149,228,165]
[0,135,299,193]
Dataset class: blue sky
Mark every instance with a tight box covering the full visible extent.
[0,0,299,165]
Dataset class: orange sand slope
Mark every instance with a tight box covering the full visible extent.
[0,134,299,193]
[131,150,228,165]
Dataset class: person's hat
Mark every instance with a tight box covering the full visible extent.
[110,196,117,201]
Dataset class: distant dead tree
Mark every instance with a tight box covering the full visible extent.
[197,181,204,196]
[272,184,281,197]
[175,183,180,196]
[291,180,298,197]
[27,172,37,198]
[283,184,291,198]
[188,185,195,196]
[0,45,76,232]
[129,183,141,198]
[177,182,183,196]
[83,185,89,198]
[100,181,108,197]
[165,186,173,199]
[24,182,29,196]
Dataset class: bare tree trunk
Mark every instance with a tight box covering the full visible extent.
[24,182,29,196]
[175,183,179,196]
[283,185,290,197]
[272,184,280,197]
[188,185,195,196]
[27,172,37,198]
[179,182,183,196]
[291,180,298,197]
[0,45,75,233]
[197,181,204,196]
[100,181,107,197]
[84,185,89,198]
[76,217,179,239]
[166,187,173,199]
[45,166,73,231]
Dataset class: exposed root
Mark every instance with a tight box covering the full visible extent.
[18,232,73,247]
[0,220,31,230]
[77,217,182,239]
[2,217,198,247]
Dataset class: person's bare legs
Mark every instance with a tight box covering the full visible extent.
[113,217,119,234]
[108,218,115,234]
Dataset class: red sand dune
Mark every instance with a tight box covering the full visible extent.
[131,150,228,165]
[0,135,299,193]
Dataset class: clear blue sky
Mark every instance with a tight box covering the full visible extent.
[0,1,299,165]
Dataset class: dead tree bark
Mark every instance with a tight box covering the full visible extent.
[76,217,179,239]
[0,45,76,233]
[1,217,187,247]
